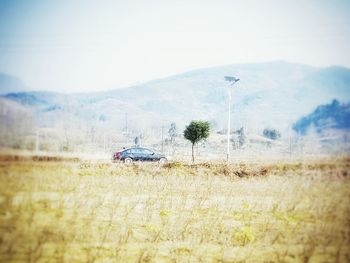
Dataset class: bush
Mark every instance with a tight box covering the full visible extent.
[263,128,281,140]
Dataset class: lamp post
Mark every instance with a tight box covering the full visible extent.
[224,76,240,163]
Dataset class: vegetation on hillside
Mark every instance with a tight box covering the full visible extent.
[293,99,350,134]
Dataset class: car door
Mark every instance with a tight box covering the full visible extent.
[123,149,132,159]
[142,149,155,161]
[130,148,141,161]
[136,148,148,161]
[138,148,149,161]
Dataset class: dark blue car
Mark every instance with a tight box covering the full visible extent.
[112,147,167,164]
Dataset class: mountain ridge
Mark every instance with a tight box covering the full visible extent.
[0,73,30,94]
[1,61,350,134]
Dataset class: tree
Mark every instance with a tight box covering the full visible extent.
[168,122,177,143]
[184,120,210,162]
[263,128,281,140]
[134,136,140,147]
[237,127,246,148]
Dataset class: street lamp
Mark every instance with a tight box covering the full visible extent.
[224,76,240,162]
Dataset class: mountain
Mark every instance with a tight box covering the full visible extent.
[293,100,350,135]
[1,61,350,135]
[0,73,29,94]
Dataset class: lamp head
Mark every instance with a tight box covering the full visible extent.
[224,76,240,84]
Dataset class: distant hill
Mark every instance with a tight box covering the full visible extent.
[293,100,350,135]
[0,73,29,94]
[1,61,350,134]
[5,92,49,106]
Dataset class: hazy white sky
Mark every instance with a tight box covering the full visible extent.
[0,0,350,92]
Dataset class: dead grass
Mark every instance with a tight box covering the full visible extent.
[0,153,80,163]
[0,157,349,262]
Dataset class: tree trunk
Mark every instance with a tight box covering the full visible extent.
[192,143,194,163]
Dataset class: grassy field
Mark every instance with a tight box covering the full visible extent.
[0,157,349,262]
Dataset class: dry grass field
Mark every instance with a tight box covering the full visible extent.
[0,156,349,262]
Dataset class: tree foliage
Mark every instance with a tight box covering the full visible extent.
[184,121,210,144]
[263,128,281,140]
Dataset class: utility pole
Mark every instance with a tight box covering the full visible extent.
[35,130,39,153]
[103,132,106,152]
[124,113,128,146]
[227,88,231,162]
[289,135,292,158]
[224,76,240,163]
[161,125,164,153]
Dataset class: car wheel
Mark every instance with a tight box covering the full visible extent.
[159,158,167,165]
[124,158,133,165]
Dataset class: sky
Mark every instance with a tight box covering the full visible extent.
[0,0,350,93]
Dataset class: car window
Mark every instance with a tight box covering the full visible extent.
[131,148,142,154]
[138,148,146,154]
[143,149,153,155]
